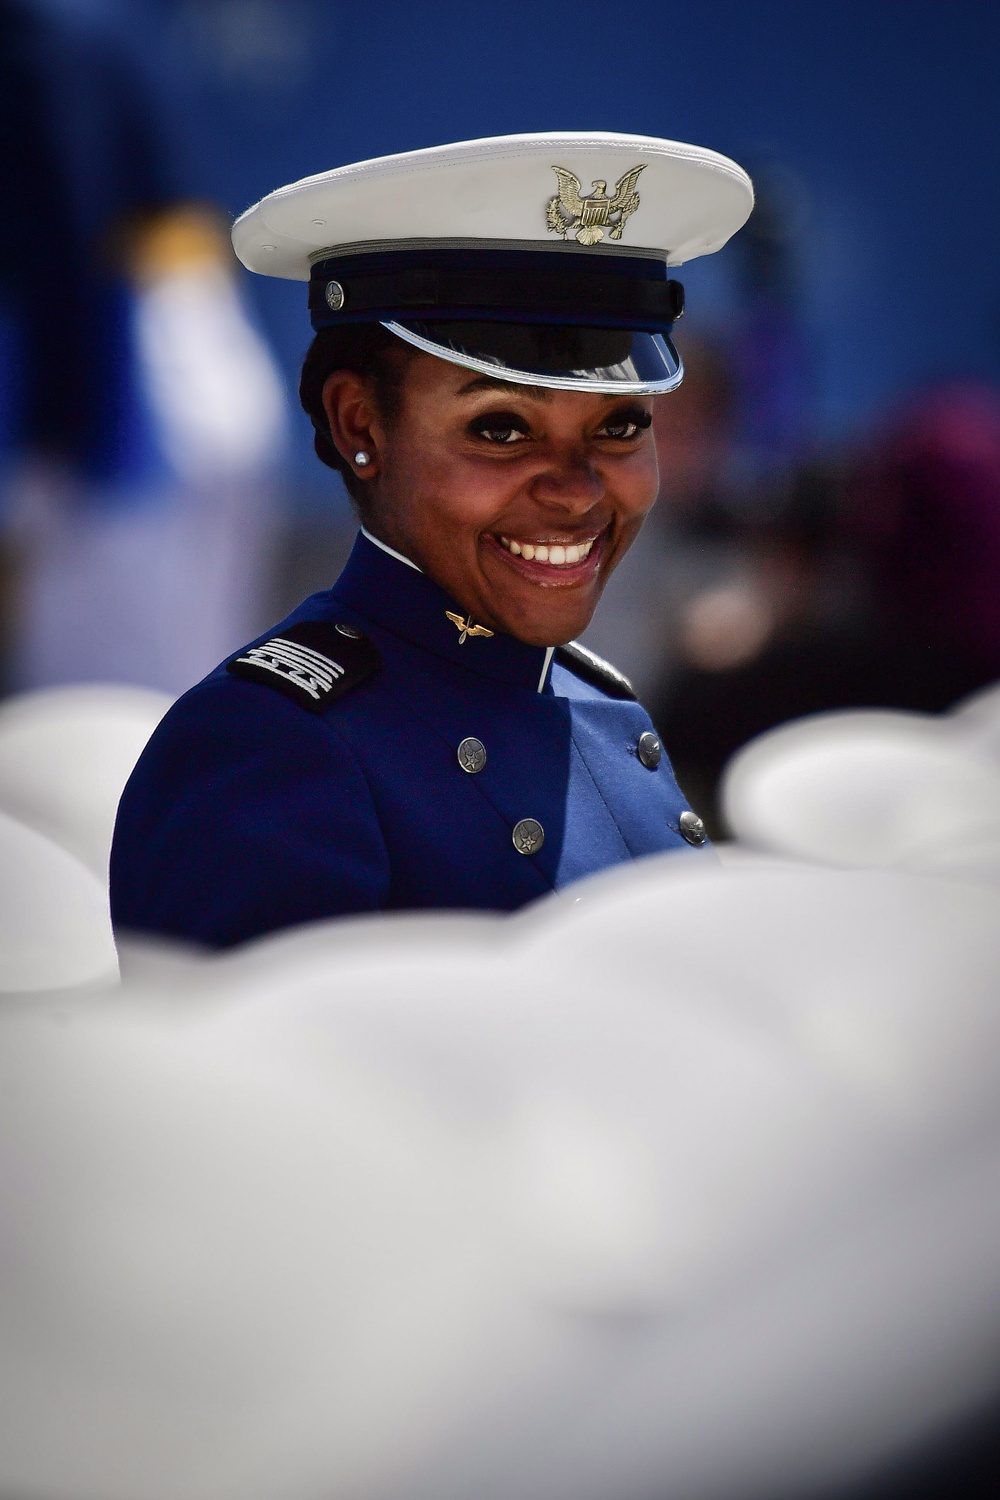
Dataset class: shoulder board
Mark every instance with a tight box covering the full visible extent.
[226,620,380,713]
[555,641,636,700]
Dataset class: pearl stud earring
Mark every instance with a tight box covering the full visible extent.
[354,451,371,466]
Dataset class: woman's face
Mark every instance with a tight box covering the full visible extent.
[325,350,660,646]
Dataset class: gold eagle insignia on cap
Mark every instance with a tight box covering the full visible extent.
[545,164,645,246]
[445,610,495,644]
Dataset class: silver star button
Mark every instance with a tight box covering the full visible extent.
[637,731,662,769]
[679,809,707,846]
[457,736,487,774]
[512,818,545,855]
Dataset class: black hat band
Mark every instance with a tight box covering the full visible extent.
[308,248,684,333]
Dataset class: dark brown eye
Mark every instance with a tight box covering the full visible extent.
[469,411,531,444]
[599,407,652,440]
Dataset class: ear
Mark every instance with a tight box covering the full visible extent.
[321,371,382,481]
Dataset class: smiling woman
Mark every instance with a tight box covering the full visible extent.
[315,345,659,647]
[110,133,753,948]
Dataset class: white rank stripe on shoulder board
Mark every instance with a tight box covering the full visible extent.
[227,621,382,712]
[237,638,344,701]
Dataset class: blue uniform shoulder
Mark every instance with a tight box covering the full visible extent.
[224,614,382,715]
[111,656,390,948]
[555,641,636,701]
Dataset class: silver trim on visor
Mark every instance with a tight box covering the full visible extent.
[381,320,684,395]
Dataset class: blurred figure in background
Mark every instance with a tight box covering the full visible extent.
[0,0,286,697]
[844,382,1000,709]
[649,452,848,833]
[651,383,1000,835]
[642,164,1000,834]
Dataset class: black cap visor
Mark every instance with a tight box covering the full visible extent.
[383,319,683,394]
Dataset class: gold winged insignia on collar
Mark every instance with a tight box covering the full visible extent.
[545,164,645,246]
[446,610,495,644]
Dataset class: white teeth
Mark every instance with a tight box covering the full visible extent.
[498,536,597,566]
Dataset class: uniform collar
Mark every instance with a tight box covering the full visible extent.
[332,531,553,693]
[360,525,422,573]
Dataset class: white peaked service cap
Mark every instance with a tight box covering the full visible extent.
[233,132,754,394]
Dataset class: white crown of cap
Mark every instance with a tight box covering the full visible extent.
[232,131,754,281]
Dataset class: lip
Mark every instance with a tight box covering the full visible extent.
[482,528,607,586]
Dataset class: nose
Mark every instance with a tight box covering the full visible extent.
[530,450,605,515]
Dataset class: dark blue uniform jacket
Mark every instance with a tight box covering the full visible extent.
[111,533,706,948]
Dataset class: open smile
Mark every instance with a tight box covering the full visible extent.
[497,534,597,566]
[484,528,607,583]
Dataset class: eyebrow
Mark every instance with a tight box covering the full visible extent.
[456,374,552,400]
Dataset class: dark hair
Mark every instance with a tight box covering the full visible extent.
[298,323,414,504]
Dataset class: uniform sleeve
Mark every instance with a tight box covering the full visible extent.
[110,677,391,949]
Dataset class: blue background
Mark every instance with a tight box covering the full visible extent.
[32,0,1000,457]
